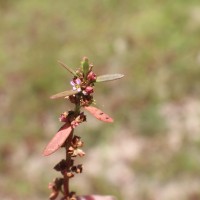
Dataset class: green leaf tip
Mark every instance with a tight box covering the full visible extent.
[58,60,77,76]
[96,74,124,82]
[81,57,89,79]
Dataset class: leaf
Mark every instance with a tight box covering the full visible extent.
[81,57,89,79]
[50,90,79,99]
[96,74,124,82]
[84,106,113,123]
[43,122,73,156]
[77,195,116,200]
[58,61,77,76]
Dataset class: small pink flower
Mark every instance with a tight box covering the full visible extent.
[71,120,79,128]
[70,78,82,92]
[87,71,97,81]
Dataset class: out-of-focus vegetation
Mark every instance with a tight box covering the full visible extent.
[1,0,200,200]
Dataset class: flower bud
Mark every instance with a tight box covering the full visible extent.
[71,164,83,173]
[49,191,59,200]
[59,112,68,122]
[76,149,85,157]
[66,172,74,178]
[83,86,93,95]
[67,146,75,156]
[87,71,97,81]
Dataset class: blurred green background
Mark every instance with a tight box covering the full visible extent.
[1,0,200,199]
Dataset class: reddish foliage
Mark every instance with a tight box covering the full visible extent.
[84,106,113,123]
[43,122,73,156]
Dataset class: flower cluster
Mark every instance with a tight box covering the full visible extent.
[59,111,86,128]
[69,58,96,106]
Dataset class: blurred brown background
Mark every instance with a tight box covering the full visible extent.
[0,0,200,200]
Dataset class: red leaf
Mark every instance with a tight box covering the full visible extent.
[84,106,113,123]
[43,122,73,156]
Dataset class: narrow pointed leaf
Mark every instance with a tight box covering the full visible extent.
[58,61,77,76]
[77,195,116,200]
[50,90,79,99]
[43,122,73,156]
[81,57,89,79]
[96,74,124,82]
[84,106,113,123]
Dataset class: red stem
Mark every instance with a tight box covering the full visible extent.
[63,131,73,199]
[63,173,69,199]
[63,101,80,199]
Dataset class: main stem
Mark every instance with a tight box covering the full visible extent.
[63,100,80,199]
[64,131,73,199]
